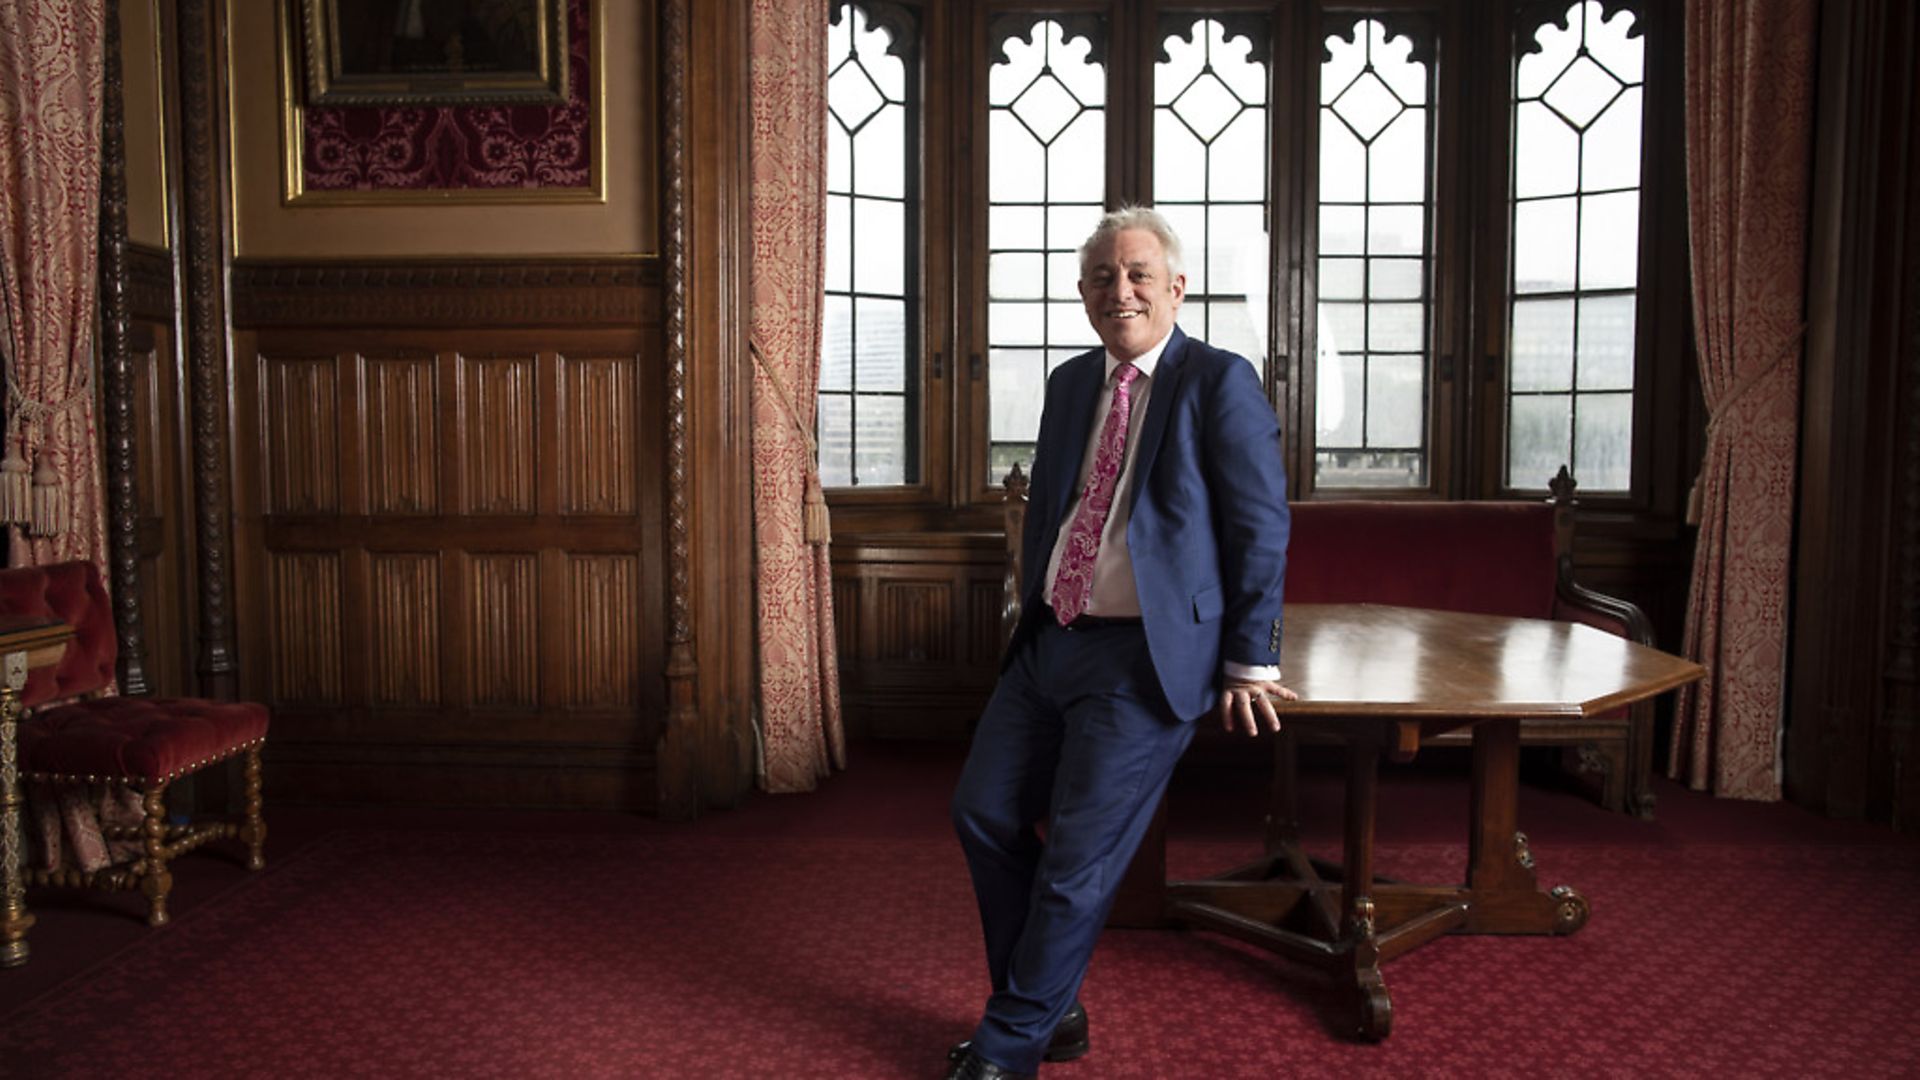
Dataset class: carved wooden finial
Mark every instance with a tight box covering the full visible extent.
[1547,465,1577,507]
[1003,461,1029,502]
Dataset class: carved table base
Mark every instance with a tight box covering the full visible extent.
[1119,718,1590,1041]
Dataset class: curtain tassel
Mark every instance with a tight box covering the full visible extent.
[803,470,831,547]
[29,450,67,537]
[0,440,30,527]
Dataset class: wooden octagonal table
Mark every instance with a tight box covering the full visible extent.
[1114,603,1707,1040]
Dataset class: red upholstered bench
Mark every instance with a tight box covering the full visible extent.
[2,561,267,925]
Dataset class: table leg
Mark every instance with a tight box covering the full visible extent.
[1467,717,1589,934]
[1342,732,1390,1040]
[1,652,33,967]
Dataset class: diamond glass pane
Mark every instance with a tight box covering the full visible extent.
[1544,55,1623,130]
[1012,73,1083,144]
[1331,71,1404,143]
[828,62,885,132]
[1173,72,1242,143]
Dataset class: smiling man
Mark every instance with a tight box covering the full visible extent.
[946,206,1296,1080]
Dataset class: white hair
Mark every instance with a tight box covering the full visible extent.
[1078,205,1185,278]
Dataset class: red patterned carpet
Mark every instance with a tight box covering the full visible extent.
[1,744,1917,1079]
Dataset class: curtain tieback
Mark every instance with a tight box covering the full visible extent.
[748,339,830,546]
[1686,323,1807,525]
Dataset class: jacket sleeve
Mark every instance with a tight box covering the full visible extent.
[1199,356,1291,668]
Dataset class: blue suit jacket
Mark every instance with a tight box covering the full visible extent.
[1008,327,1291,721]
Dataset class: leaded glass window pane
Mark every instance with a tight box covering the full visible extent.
[986,18,1106,482]
[1314,17,1433,489]
[1154,17,1272,376]
[822,3,918,487]
[1506,1,1644,493]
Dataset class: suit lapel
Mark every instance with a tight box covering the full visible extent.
[1044,350,1105,528]
[1127,326,1188,514]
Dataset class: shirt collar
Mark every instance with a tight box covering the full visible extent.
[1105,327,1175,383]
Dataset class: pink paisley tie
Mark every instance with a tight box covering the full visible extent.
[1051,362,1140,626]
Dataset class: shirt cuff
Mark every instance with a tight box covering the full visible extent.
[1223,660,1282,683]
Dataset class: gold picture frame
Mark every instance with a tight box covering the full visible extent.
[300,0,569,106]
[277,0,607,206]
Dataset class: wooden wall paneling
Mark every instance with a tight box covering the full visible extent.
[128,321,191,698]
[370,553,441,707]
[460,354,539,515]
[269,551,343,704]
[468,552,541,709]
[229,318,662,809]
[831,533,1002,739]
[364,357,439,515]
[560,354,638,515]
[262,354,342,515]
[566,554,642,708]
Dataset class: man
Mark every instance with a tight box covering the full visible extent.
[946,206,1296,1080]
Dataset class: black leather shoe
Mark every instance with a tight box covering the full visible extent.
[947,1001,1090,1067]
[944,1048,1035,1080]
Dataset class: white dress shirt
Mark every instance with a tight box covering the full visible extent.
[1041,331,1280,683]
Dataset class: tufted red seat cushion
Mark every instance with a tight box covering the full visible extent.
[19,697,270,784]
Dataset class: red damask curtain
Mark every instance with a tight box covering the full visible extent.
[0,0,109,571]
[747,0,844,792]
[1672,0,1817,799]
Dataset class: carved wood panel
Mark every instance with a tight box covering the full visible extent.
[468,553,541,708]
[461,356,537,514]
[878,579,952,666]
[371,553,441,706]
[364,358,439,515]
[831,535,1004,737]
[566,554,640,706]
[271,551,344,703]
[130,320,191,698]
[560,355,638,515]
[263,356,341,515]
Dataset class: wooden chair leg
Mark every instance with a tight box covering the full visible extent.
[139,785,173,927]
[242,747,266,871]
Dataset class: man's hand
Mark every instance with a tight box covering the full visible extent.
[1217,677,1298,736]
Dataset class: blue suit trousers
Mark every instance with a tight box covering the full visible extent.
[951,617,1196,1074]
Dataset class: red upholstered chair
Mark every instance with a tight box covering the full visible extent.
[1,561,268,926]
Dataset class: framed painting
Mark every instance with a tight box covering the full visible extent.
[300,0,569,106]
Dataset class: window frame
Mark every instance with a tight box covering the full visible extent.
[824,0,1690,533]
